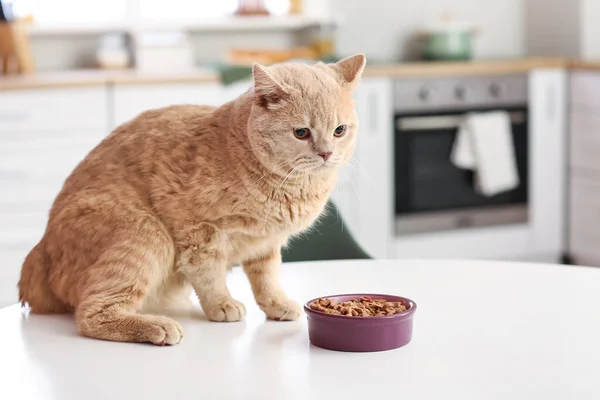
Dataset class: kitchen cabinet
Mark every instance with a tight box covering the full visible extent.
[569,112,600,173]
[0,88,107,132]
[0,87,109,307]
[568,71,600,265]
[569,175,600,264]
[528,69,567,259]
[111,81,251,129]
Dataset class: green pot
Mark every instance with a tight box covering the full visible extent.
[422,27,476,61]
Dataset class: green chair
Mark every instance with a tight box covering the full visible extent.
[282,200,372,262]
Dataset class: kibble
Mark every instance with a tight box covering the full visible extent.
[309,296,408,317]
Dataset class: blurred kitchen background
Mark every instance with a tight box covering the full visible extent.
[2,0,528,71]
[2,0,600,306]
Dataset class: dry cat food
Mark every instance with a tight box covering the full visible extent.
[309,296,408,317]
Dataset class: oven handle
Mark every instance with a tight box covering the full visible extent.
[396,111,526,131]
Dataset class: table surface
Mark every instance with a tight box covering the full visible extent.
[1,259,599,400]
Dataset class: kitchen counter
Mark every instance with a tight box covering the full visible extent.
[0,68,221,91]
[364,57,568,78]
[0,58,581,91]
[568,59,600,72]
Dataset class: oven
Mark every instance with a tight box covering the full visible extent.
[394,74,529,235]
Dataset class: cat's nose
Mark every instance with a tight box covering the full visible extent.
[318,152,332,162]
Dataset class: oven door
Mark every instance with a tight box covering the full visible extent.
[394,106,529,235]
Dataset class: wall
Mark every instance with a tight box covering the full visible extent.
[29,30,303,71]
[525,0,581,57]
[29,0,526,71]
[581,0,600,59]
[331,0,525,62]
[525,0,600,59]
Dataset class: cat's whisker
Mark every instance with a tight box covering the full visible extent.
[290,160,318,175]
[247,159,291,195]
[264,166,288,198]
[334,192,345,233]
[312,226,322,237]
[275,167,298,199]
[345,159,378,192]
[347,173,361,200]
[249,161,294,202]
[303,169,308,192]
[267,167,298,225]
[263,165,297,229]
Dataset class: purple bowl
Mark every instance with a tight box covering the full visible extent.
[304,293,417,352]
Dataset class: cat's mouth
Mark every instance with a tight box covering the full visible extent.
[310,160,338,172]
[321,159,337,168]
[293,156,340,172]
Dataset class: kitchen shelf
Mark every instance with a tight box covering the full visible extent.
[25,15,338,36]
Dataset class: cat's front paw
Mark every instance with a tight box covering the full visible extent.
[204,299,246,322]
[259,297,301,321]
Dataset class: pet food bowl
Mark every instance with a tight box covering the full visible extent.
[304,293,417,352]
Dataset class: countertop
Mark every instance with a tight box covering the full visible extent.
[0,68,222,91]
[1,258,600,400]
[0,57,582,91]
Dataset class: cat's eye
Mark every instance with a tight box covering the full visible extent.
[333,125,346,137]
[293,127,311,140]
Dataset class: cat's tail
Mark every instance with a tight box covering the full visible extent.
[18,241,69,313]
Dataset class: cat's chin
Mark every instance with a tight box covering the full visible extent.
[308,163,340,175]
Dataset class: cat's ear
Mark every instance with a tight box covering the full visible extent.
[331,53,367,87]
[252,63,288,109]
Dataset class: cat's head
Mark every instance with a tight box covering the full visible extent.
[247,54,366,175]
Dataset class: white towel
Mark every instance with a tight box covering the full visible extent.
[450,111,520,197]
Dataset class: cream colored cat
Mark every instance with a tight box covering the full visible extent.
[18,54,366,345]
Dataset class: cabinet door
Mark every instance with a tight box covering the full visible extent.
[568,70,600,264]
[569,175,600,262]
[570,71,600,109]
[0,87,108,133]
[0,130,106,241]
[529,68,567,256]
[569,71,600,174]
[0,87,109,307]
[353,77,394,259]
[112,81,251,128]
[570,111,600,173]
[0,246,32,307]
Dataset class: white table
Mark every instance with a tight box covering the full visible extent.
[1,259,599,400]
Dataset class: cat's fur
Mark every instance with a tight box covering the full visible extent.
[18,54,366,345]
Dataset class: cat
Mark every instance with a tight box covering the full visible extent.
[18,53,366,345]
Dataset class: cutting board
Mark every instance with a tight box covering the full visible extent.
[0,21,35,75]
